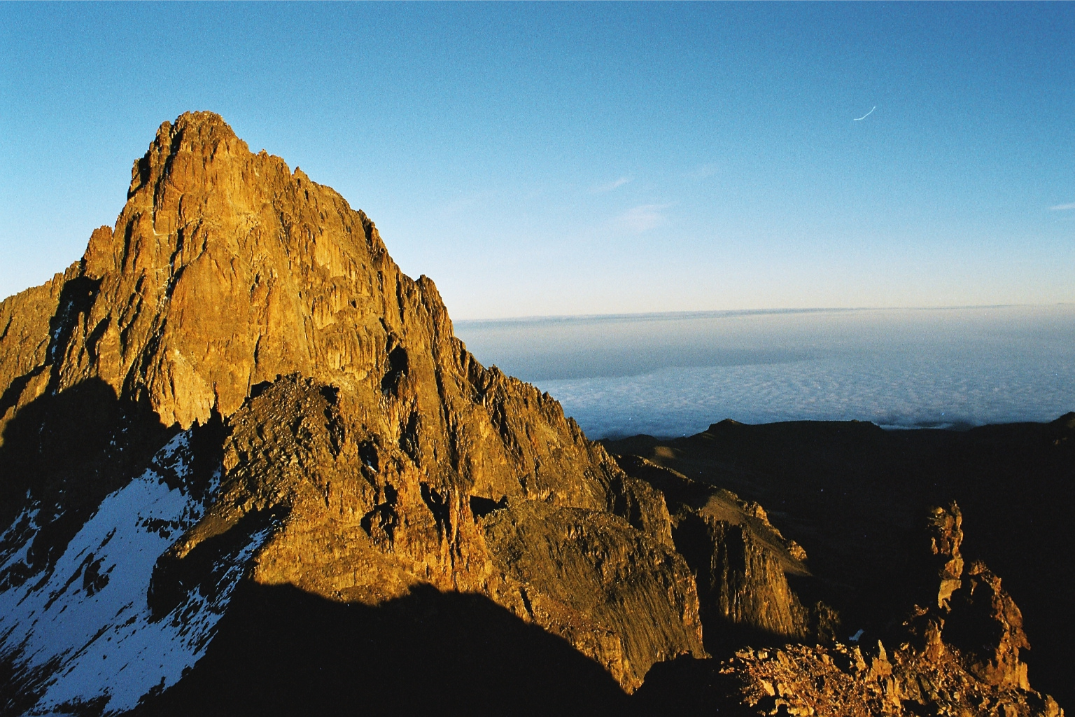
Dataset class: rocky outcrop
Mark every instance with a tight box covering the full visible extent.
[150,375,703,691]
[710,503,1061,716]
[480,499,702,688]
[908,503,1033,693]
[603,417,1074,707]
[0,112,704,709]
[717,639,1062,717]
[924,502,964,609]
[948,561,1032,690]
[0,268,73,427]
[615,455,812,648]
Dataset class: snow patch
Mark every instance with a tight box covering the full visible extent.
[0,431,268,715]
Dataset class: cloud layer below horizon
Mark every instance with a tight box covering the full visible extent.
[457,305,1075,438]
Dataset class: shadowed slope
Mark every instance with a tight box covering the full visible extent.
[133,582,632,717]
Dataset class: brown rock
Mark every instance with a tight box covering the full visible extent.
[613,454,812,646]
[946,561,1031,690]
[481,498,704,689]
[0,112,706,699]
[706,504,1063,716]
[925,501,964,609]
[0,265,77,441]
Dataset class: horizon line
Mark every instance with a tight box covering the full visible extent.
[454,302,1074,326]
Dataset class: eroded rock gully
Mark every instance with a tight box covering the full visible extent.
[0,113,1064,715]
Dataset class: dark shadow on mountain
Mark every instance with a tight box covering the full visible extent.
[697,621,807,668]
[0,380,159,566]
[0,378,215,583]
[148,506,279,622]
[133,581,631,717]
[632,655,751,716]
[0,643,62,717]
[0,368,45,425]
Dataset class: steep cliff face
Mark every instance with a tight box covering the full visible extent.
[13,111,620,517]
[151,374,702,692]
[0,269,73,421]
[614,455,813,649]
[0,113,708,711]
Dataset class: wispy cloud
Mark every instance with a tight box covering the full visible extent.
[1049,202,1075,211]
[592,176,632,194]
[613,203,672,234]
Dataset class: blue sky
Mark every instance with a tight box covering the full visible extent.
[1,3,1072,318]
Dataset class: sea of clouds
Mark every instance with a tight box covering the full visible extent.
[456,305,1075,439]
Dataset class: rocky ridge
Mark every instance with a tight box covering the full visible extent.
[633,504,1063,716]
[614,455,816,648]
[0,112,767,712]
[606,416,1074,710]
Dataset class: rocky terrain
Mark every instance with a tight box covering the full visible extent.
[605,416,1075,711]
[0,113,1067,716]
[633,500,1065,716]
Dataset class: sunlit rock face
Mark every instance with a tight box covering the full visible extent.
[0,112,706,710]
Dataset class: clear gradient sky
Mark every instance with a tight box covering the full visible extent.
[1,3,1072,319]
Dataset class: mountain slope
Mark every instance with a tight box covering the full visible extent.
[0,112,712,712]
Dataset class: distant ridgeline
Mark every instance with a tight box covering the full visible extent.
[0,113,1067,716]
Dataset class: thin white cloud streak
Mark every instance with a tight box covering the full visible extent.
[592,177,632,194]
[1049,202,1075,211]
[613,203,672,234]
[853,106,876,121]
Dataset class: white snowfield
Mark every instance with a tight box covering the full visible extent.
[0,432,269,715]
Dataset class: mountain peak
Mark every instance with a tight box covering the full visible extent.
[173,109,235,133]
[154,111,244,160]
[0,114,712,705]
[126,111,248,200]
[70,113,390,426]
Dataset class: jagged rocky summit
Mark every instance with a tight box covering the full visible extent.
[0,113,1065,716]
[0,111,703,714]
